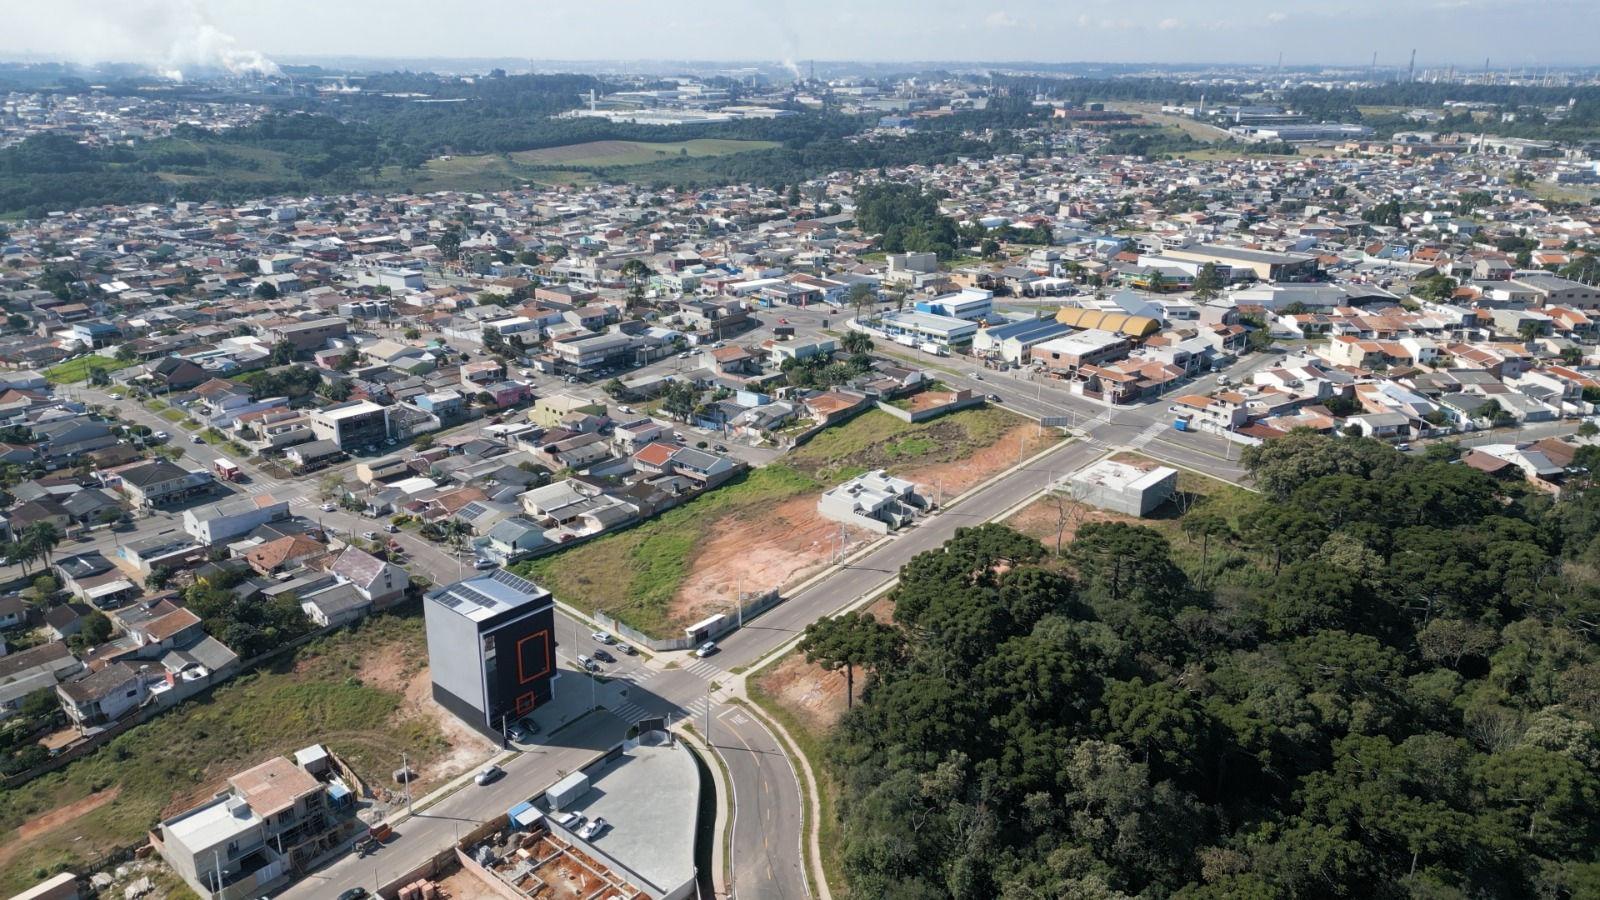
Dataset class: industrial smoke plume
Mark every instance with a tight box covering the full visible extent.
[25,0,280,81]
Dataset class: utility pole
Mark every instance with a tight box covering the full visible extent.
[402,751,413,815]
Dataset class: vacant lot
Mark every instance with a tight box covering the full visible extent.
[43,355,132,384]
[524,406,1056,637]
[510,139,777,167]
[397,139,778,193]
[1006,452,1257,565]
[0,611,490,895]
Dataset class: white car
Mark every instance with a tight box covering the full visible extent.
[555,811,585,830]
[591,631,614,644]
[615,643,635,655]
[577,817,609,840]
[320,502,336,513]
[152,431,169,442]
[694,641,718,659]
[474,765,504,786]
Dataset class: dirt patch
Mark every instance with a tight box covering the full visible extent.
[0,786,122,868]
[437,865,499,899]
[359,643,495,789]
[670,494,869,628]
[901,423,1053,499]
[1007,495,1139,550]
[756,596,895,734]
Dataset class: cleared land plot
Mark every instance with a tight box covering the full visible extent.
[43,355,133,384]
[1005,451,1257,567]
[0,612,491,895]
[510,139,777,167]
[397,139,777,192]
[522,406,1057,637]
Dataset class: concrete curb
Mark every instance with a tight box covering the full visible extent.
[674,724,732,899]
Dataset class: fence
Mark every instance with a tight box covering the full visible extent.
[874,395,985,424]
[591,589,782,652]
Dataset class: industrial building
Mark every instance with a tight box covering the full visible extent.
[424,568,558,738]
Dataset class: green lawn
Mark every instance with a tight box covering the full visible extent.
[43,355,132,384]
[157,408,185,423]
[0,613,450,894]
[519,407,1036,636]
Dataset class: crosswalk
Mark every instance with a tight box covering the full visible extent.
[605,692,713,726]
[679,659,725,680]
[1127,419,1170,450]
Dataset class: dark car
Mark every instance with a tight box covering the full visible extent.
[338,889,371,900]
[593,649,615,663]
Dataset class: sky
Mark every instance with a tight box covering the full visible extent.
[3,0,1598,75]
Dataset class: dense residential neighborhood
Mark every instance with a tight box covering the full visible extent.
[1,18,1600,900]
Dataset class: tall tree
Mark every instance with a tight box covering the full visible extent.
[799,611,903,709]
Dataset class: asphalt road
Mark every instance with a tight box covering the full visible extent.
[713,705,808,900]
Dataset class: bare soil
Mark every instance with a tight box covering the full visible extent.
[755,596,895,734]
[671,494,869,628]
[899,423,1053,498]
[359,643,495,789]
[0,786,122,868]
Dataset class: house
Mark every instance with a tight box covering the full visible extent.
[114,460,213,509]
[152,756,343,899]
[246,534,328,576]
[329,548,409,609]
[43,603,93,641]
[481,516,548,564]
[818,470,928,534]
[298,582,371,628]
[144,357,209,392]
[423,569,557,735]
[0,642,83,719]
[56,661,147,733]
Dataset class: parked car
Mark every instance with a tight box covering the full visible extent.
[152,431,169,442]
[361,531,378,541]
[320,502,336,513]
[337,890,370,900]
[474,558,496,570]
[713,444,728,453]
[554,811,584,830]
[190,434,204,444]
[577,817,609,840]
[615,642,635,655]
[593,649,615,663]
[577,655,600,672]
[694,641,718,659]
[474,765,504,786]
[591,631,614,644]
[384,523,399,533]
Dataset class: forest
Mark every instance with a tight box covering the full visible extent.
[811,431,1600,899]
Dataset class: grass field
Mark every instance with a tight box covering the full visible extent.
[510,139,778,167]
[0,613,455,894]
[520,407,1038,637]
[42,355,132,384]
[391,138,779,193]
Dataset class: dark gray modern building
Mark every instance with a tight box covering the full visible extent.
[423,568,557,738]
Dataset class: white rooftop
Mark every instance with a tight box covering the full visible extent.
[1070,459,1177,492]
[163,796,260,851]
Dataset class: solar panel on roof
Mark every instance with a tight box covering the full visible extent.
[489,568,541,594]
[453,585,501,609]
[435,595,463,610]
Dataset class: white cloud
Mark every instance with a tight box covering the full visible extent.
[1266,11,1289,22]
[1157,17,1185,30]
[984,10,1020,28]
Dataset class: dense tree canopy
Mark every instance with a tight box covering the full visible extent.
[826,433,1600,899]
